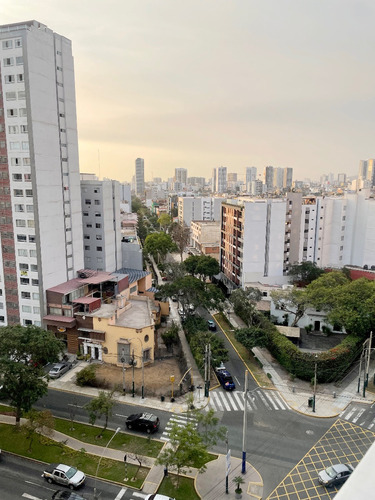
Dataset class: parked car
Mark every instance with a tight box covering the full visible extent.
[126,412,160,434]
[42,464,86,489]
[49,362,72,379]
[318,463,354,487]
[145,495,176,500]
[52,491,86,500]
[215,365,235,391]
[207,320,217,331]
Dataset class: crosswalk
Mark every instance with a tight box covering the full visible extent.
[207,388,289,412]
[160,414,198,441]
[340,404,375,430]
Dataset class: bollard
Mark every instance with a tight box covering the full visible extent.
[292,386,295,393]
[333,392,336,398]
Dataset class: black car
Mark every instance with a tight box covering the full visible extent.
[207,320,217,331]
[126,412,160,433]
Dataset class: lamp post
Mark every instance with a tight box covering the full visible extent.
[225,431,230,494]
[127,337,144,399]
[312,354,318,413]
[121,351,126,394]
[131,349,136,397]
[94,426,121,499]
[242,370,248,474]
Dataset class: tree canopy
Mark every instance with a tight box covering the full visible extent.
[157,213,172,232]
[230,287,262,326]
[270,287,310,327]
[288,261,325,286]
[0,325,64,423]
[170,222,190,262]
[143,231,176,263]
[184,255,220,283]
[86,390,116,437]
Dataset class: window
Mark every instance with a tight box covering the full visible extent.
[14,189,23,196]
[7,108,17,117]
[83,211,89,216]
[6,92,16,100]
[20,124,27,133]
[340,246,344,251]
[84,235,90,240]
[18,91,25,99]
[17,74,24,83]
[95,223,101,228]
[24,173,31,182]
[2,40,12,49]
[86,223,92,228]
[14,204,24,212]
[30,264,37,272]
[95,212,101,217]
[26,205,33,213]
[22,141,29,150]
[18,249,28,257]
[5,75,15,84]
[32,279,39,286]
[22,306,31,313]
[20,277,29,285]
[94,200,100,205]
[96,246,102,251]
[17,234,27,242]
[57,50,62,55]
[9,125,18,133]
[96,235,102,240]
[9,142,20,150]
[57,82,63,87]
[3,57,13,66]
[57,66,63,71]
[28,235,36,243]
[19,108,27,117]
[84,245,90,251]
[25,189,33,197]
[11,157,21,166]
[85,199,91,205]
[16,56,23,65]
[12,173,22,181]
[60,128,66,132]
[32,292,39,300]
[23,158,30,166]
[16,219,26,227]
[24,320,32,326]
[15,39,22,48]
[59,113,65,117]
[29,249,37,257]
[27,220,35,228]
[94,188,100,193]
[33,306,40,314]
[97,257,103,263]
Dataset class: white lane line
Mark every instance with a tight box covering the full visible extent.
[209,396,218,411]
[115,413,129,418]
[352,408,366,423]
[115,488,127,500]
[234,376,241,386]
[232,391,244,411]
[216,391,232,411]
[257,391,272,410]
[22,495,42,500]
[211,392,224,411]
[368,417,375,429]
[272,392,287,410]
[263,391,279,410]
[133,492,147,498]
[344,406,358,421]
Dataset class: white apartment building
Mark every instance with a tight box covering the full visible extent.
[81,179,121,272]
[0,21,84,326]
[216,166,227,193]
[135,158,144,197]
[178,196,223,227]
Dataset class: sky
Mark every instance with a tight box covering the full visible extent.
[1,1,375,183]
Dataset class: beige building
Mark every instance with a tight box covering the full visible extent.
[190,220,220,259]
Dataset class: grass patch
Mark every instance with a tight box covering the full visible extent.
[158,474,200,500]
[54,418,163,457]
[0,423,147,488]
[214,312,273,388]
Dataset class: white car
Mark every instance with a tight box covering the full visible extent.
[145,495,176,500]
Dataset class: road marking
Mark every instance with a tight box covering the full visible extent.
[232,391,244,411]
[67,403,85,409]
[217,391,232,411]
[22,495,42,500]
[133,493,147,498]
[234,376,241,386]
[344,406,358,421]
[257,391,272,410]
[272,391,287,410]
[263,391,279,410]
[211,392,224,411]
[115,488,127,500]
[352,408,366,423]
[115,414,129,418]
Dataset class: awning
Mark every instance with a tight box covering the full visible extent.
[73,297,100,304]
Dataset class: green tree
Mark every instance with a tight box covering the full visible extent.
[86,390,116,437]
[230,287,262,326]
[184,255,200,275]
[170,222,190,262]
[131,196,143,213]
[270,287,309,327]
[194,407,227,447]
[235,326,270,350]
[144,231,176,263]
[188,331,228,369]
[155,420,209,482]
[0,325,64,424]
[184,255,220,284]
[288,261,325,286]
[161,323,179,352]
[305,271,350,311]
[157,213,172,232]
[21,409,54,452]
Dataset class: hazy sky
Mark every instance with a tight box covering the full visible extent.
[2,1,375,183]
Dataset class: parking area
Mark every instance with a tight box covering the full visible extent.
[267,419,375,500]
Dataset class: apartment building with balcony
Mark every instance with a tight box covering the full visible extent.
[178,196,223,227]
[190,220,220,260]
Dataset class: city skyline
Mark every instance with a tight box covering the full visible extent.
[2,1,375,183]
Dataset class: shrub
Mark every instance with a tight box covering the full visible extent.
[267,373,272,379]
[76,365,98,387]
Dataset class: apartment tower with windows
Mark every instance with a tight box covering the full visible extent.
[135,158,145,197]
[0,20,84,326]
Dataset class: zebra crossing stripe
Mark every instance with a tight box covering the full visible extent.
[368,417,375,429]
[211,392,224,411]
[344,406,358,421]
[352,408,366,423]
[114,488,127,500]
[263,391,280,410]
[232,391,244,411]
[217,391,233,411]
[272,391,287,410]
[257,391,272,410]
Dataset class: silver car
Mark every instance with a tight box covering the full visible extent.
[49,362,72,379]
[318,463,354,487]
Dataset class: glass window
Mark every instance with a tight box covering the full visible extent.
[3,57,13,66]
[7,108,17,117]
[19,108,27,117]
[6,92,16,100]
[2,40,13,49]
[16,56,23,65]
[5,75,15,84]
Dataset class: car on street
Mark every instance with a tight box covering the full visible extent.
[145,495,176,500]
[215,365,235,390]
[48,362,72,379]
[207,320,217,331]
[126,412,160,433]
[42,464,86,489]
[52,491,86,500]
[318,463,354,487]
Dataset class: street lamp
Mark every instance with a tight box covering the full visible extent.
[312,354,318,413]
[242,370,248,474]
[94,426,121,499]
[121,349,126,394]
[127,337,145,399]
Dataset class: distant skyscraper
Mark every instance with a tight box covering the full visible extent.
[211,168,217,192]
[216,166,227,193]
[245,167,257,192]
[263,166,274,191]
[0,20,84,326]
[175,168,187,185]
[283,168,293,189]
[135,158,145,196]
[273,168,284,189]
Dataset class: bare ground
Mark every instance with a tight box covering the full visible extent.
[94,357,184,398]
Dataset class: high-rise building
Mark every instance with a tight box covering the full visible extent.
[135,158,144,196]
[273,168,284,189]
[211,168,217,193]
[216,166,227,193]
[283,168,293,189]
[178,196,223,226]
[81,179,121,272]
[0,20,84,326]
[263,166,274,191]
[174,168,187,186]
[245,167,257,192]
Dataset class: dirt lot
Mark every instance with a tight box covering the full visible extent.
[94,357,185,398]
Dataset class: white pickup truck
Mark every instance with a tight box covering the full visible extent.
[42,463,86,489]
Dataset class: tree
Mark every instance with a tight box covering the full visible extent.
[143,232,176,263]
[188,330,228,369]
[184,255,220,285]
[131,196,143,213]
[161,323,179,352]
[157,213,172,232]
[288,261,325,286]
[155,420,209,482]
[235,326,270,350]
[184,255,200,275]
[0,325,64,424]
[230,288,262,326]
[86,390,116,437]
[194,407,226,447]
[21,409,54,452]
[270,287,309,327]
[170,222,190,262]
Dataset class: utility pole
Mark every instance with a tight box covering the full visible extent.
[121,350,126,394]
[225,431,230,494]
[242,370,248,474]
[204,344,211,397]
[312,355,317,413]
[131,349,135,397]
[358,348,364,393]
[364,331,373,397]
[141,348,145,399]
[204,344,208,397]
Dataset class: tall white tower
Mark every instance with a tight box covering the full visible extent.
[135,158,145,196]
[0,20,84,326]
